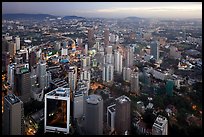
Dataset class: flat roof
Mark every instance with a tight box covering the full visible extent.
[86,94,102,105]
[5,94,21,105]
[115,95,131,104]
[46,87,70,97]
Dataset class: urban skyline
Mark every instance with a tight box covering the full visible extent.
[2,2,202,19]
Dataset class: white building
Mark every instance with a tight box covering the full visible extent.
[44,87,70,134]
[103,64,114,83]
[61,48,68,56]
[80,69,91,90]
[7,63,15,89]
[114,50,123,74]
[152,115,168,135]
[68,66,78,92]
[123,67,132,82]
[107,104,116,132]
[15,36,20,50]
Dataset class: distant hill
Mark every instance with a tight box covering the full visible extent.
[2,13,57,20]
[125,16,143,20]
[62,15,85,20]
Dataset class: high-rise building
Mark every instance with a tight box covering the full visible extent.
[169,46,181,59]
[38,60,47,89]
[7,63,15,90]
[150,41,159,61]
[73,86,87,119]
[114,50,123,74]
[123,67,132,82]
[106,45,112,55]
[81,56,91,69]
[68,66,78,92]
[8,42,16,58]
[126,46,134,68]
[2,52,10,72]
[80,69,91,90]
[88,28,95,48]
[15,36,20,51]
[104,54,114,64]
[14,67,31,103]
[29,51,37,68]
[130,70,140,95]
[152,115,168,135]
[103,64,114,83]
[44,87,70,134]
[3,94,24,135]
[115,95,131,135]
[84,44,88,55]
[107,104,116,132]
[84,94,103,135]
[104,28,109,46]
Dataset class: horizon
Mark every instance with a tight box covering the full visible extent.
[2,2,202,19]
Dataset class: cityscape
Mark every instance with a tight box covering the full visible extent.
[2,2,202,135]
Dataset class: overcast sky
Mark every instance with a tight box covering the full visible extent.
[2,2,202,19]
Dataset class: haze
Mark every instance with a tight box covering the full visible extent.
[2,2,202,19]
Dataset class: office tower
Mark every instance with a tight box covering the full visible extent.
[152,115,168,135]
[114,50,123,74]
[73,86,88,119]
[104,28,109,46]
[130,70,140,95]
[103,64,114,83]
[3,94,24,135]
[44,87,70,134]
[107,104,116,132]
[88,28,95,48]
[68,66,77,92]
[109,33,116,43]
[38,60,47,89]
[123,67,132,82]
[14,67,31,103]
[84,94,103,135]
[126,46,134,68]
[80,69,91,90]
[29,51,37,68]
[150,41,159,60]
[7,63,15,90]
[166,79,174,96]
[8,42,16,58]
[2,52,10,72]
[115,95,131,135]
[15,36,20,50]
[84,44,88,55]
[81,56,91,69]
[106,45,112,54]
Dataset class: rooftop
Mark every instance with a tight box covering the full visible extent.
[5,94,21,105]
[115,95,131,104]
[86,94,102,105]
[46,87,70,97]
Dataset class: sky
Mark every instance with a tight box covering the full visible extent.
[2,2,202,19]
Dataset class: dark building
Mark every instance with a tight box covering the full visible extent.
[14,67,31,103]
[115,95,131,135]
[88,28,95,48]
[84,94,103,135]
[2,94,25,135]
[29,51,37,68]
[2,52,10,72]
[104,28,109,46]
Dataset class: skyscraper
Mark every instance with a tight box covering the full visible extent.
[107,104,116,132]
[123,67,132,82]
[114,50,123,74]
[130,69,140,95]
[15,36,20,51]
[152,115,168,135]
[3,94,25,135]
[103,64,114,83]
[7,63,15,90]
[68,66,78,92]
[88,28,95,48]
[150,41,159,61]
[104,28,109,46]
[115,95,131,135]
[84,94,103,135]
[8,42,16,58]
[80,69,91,90]
[38,60,47,89]
[44,87,70,134]
[126,46,134,68]
[14,67,31,103]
